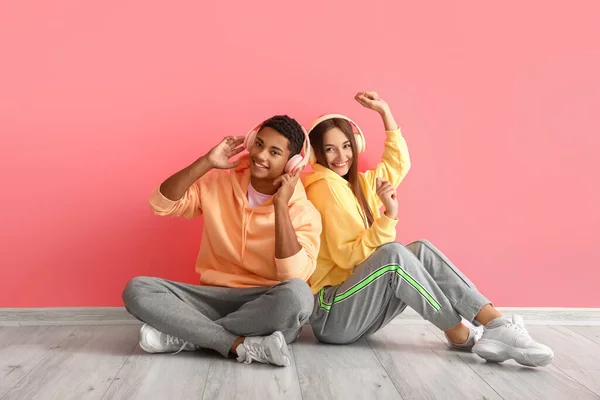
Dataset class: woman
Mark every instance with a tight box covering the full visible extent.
[302,91,554,367]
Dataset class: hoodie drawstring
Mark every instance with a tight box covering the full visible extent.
[241,209,254,260]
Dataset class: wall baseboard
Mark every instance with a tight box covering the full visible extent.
[0,307,137,326]
[1,307,599,327]
[390,307,600,326]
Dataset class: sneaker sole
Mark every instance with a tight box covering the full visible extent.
[272,331,292,367]
[473,339,554,367]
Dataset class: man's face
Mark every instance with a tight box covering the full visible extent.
[248,127,292,179]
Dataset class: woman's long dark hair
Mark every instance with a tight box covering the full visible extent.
[309,119,374,227]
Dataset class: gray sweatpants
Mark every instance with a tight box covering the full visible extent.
[311,240,490,344]
[122,277,314,357]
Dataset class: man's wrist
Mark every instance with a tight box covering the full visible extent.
[195,155,213,170]
[275,199,288,210]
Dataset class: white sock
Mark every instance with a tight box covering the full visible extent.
[485,316,509,329]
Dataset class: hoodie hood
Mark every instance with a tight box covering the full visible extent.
[301,163,349,190]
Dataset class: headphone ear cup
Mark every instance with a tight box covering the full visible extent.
[354,133,364,153]
[285,154,303,175]
[244,130,257,150]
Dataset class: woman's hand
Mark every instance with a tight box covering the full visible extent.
[355,91,390,116]
[376,178,398,219]
[355,91,398,131]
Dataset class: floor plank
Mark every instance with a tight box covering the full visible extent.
[526,325,600,397]
[367,324,501,400]
[0,326,76,398]
[201,343,303,400]
[102,345,212,399]
[457,352,599,399]
[2,325,139,400]
[297,367,403,400]
[293,325,403,400]
[568,326,600,345]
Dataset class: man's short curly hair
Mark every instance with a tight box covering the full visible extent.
[261,115,304,158]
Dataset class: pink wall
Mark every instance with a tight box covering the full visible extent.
[1,1,599,307]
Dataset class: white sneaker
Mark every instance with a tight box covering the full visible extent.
[445,325,482,351]
[473,315,554,367]
[236,331,291,367]
[139,323,199,354]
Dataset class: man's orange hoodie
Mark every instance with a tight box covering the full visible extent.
[149,154,322,288]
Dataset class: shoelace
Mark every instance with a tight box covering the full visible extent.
[507,314,529,336]
[243,341,269,364]
[166,334,192,355]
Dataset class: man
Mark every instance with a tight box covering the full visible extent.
[123,115,322,367]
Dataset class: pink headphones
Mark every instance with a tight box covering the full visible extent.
[243,122,311,175]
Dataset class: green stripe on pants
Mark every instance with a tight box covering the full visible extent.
[318,264,442,312]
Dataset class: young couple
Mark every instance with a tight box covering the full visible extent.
[123,92,554,368]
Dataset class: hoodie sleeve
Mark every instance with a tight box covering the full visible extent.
[319,186,398,269]
[148,170,218,219]
[274,203,322,281]
[362,128,411,192]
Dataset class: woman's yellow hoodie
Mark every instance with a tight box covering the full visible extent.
[302,124,411,293]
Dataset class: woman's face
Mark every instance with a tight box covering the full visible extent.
[323,127,353,176]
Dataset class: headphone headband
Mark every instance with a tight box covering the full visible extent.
[307,114,364,140]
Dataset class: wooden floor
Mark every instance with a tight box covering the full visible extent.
[1,322,599,400]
